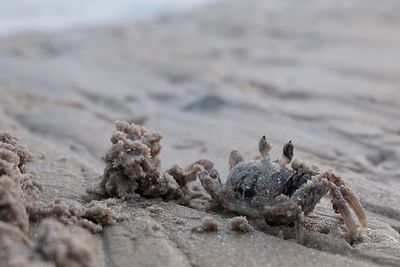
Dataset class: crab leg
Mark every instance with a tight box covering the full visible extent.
[197,170,223,205]
[291,159,319,176]
[329,182,358,241]
[295,213,305,243]
[339,185,368,227]
[229,150,244,170]
[291,177,329,215]
[326,171,368,228]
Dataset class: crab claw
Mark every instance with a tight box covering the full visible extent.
[329,182,359,241]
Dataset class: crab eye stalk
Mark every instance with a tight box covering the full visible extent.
[259,135,272,159]
[283,140,294,161]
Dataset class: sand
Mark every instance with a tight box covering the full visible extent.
[0,0,400,266]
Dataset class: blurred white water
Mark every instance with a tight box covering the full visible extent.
[0,0,213,35]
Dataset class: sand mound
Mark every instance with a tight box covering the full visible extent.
[0,133,97,267]
[196,216,220,232]
[29,198,128,233]
[230,216,252,233]
[0,219,96,267]
[96,120,181,199]
[0,132,32,174]
[0,221,34,267]
[0,132,38,233]
[0,176,29,233]
[90,120,218,210]
[35,219,96,267]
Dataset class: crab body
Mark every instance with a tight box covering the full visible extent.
[227,159,292,199]
[223,157,327,227]
[198,136,368,241]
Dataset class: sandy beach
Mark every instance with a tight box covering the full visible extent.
[1,0,400,266]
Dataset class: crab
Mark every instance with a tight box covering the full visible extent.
[197,135,368,241]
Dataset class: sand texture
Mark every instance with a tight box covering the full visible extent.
[1,0,400,266]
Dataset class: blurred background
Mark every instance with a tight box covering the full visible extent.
[0,0,213,35]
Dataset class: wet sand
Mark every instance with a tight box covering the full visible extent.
[1,0,400,266]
